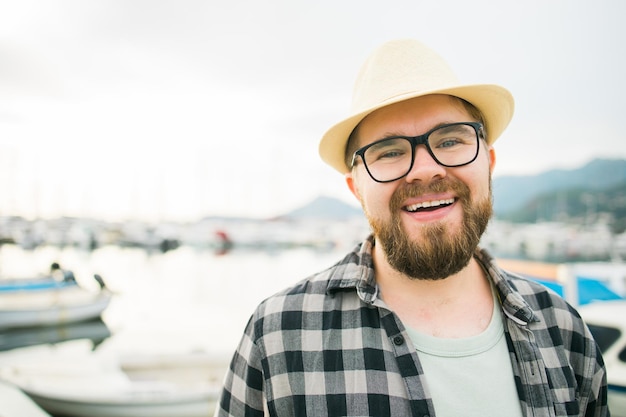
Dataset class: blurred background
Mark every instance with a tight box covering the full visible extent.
[1,1,626,416]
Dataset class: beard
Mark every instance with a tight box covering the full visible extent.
[367,177,492,280]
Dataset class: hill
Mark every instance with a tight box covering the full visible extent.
[283,196,362,220]
[498,180,626,233]
[492,158,626,214]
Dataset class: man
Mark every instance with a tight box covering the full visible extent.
[215,39,609,416]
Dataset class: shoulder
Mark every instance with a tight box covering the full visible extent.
[250,240,374,322]
[246,259,354,325]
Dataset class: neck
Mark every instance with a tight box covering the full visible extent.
[373,243,494,338]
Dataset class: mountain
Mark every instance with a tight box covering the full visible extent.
[499,180,626,233]
[283,196,362,220]
[492,158,626,215]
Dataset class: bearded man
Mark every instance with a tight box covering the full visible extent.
[215,39,609,417]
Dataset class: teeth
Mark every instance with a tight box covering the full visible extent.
[406,198,454,212]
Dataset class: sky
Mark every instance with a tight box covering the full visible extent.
[0,0,625,222]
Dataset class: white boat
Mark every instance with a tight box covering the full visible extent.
[0,284,112,330]
[579,300,626,416]
[1,350,228,417]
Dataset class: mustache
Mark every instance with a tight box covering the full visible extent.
[390,178,471,211]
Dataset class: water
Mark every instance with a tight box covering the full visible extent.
[0,244,345,358]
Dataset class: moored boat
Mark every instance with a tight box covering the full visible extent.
[0,287,112,330]
[1,350,228,417]
[0,266,111,330]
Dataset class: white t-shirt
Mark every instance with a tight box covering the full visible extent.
[405,293,523,417]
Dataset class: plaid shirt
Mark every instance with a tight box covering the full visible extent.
[215,236,609,417]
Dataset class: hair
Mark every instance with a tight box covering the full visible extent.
[344,95,486,170]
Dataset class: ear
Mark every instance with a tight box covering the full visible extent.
[488,146,496,173]
[345,172,362,202]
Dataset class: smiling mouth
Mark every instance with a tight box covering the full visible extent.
[404,198,455,213]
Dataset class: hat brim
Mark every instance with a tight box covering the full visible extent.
[319,84,514,174]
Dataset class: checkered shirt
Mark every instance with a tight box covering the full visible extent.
[215,236,609,417]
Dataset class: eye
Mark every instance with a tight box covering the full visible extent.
[378,148,407,159]
[436,137,463,149]
[365,138,411,163]
[430,126,476,150]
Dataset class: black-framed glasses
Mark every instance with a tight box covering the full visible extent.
[350,122,484,183]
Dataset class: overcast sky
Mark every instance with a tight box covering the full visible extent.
[1,1,625,222]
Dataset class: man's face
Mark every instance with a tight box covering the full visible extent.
[345,94,496,280]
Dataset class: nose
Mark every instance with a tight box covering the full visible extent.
[403,144,447,183]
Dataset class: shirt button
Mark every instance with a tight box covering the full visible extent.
[393,335,405,346]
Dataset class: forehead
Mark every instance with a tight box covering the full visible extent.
[355,95,473,146]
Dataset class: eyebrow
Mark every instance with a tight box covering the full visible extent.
[375,121,464,140]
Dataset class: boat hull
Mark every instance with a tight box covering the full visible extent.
[0,289,112,329]
[21,388,217,417]
[2,351,226,417]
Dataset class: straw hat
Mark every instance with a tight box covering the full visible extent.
[319,39,515,173]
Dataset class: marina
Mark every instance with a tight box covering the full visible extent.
[0,243,344,416]
[1,2,624,415]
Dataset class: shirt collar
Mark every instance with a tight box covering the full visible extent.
[474,248,539,324]
[326,235,379,304]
